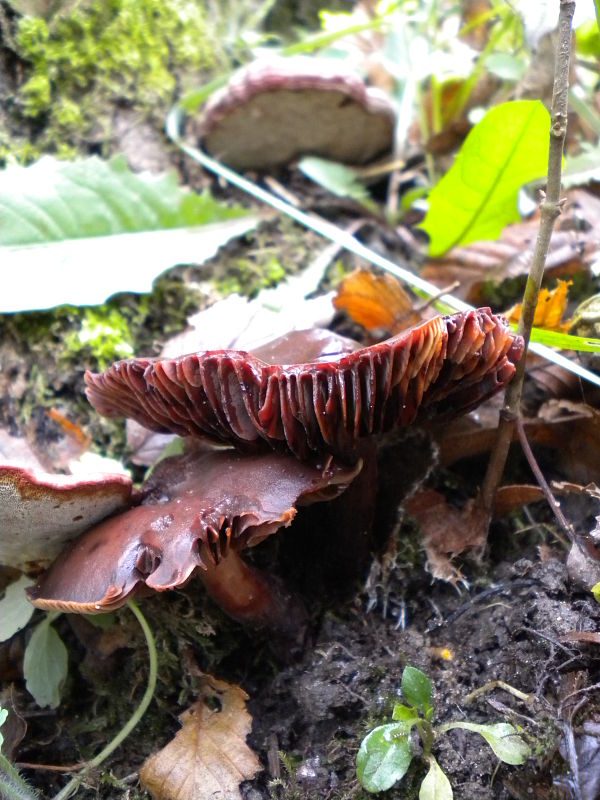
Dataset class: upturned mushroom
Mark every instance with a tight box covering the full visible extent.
[85,308,524,463]
[27,310,522,632]
[192,56,397,170]
[27,448,361,635]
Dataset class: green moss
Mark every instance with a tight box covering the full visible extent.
[6,0,217,160]
[62,308,135,370]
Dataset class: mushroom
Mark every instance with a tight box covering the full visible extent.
[192,56,397,170]
[27,448,361,634]
[85,309,524,463]
[0,463,134,573]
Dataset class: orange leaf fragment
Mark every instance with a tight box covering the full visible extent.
[333,269,418,332]
[140,674,261,800]
[506,279,572,332]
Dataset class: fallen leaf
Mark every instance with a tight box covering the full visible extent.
[0,155,256,312]
[404,489,487,583]
[506,279,572,332]
[140,674,261,800]
[333,269,419,332]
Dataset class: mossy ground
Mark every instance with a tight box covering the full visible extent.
[1,0,220,162]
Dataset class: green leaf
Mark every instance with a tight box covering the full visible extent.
[446,722,530,765]
[401,666,433,717]
[23,619,68,709]
[0,576,35,643]
[298,157,375,209]
[420,756,453,800]
[420,100,550,256]
[356,723,413,793]
[592,581,600,603]
[528,327,600,353]
[393,703,420,723]
[0,155,256,312]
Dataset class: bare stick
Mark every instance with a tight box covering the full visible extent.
[479,0,576,519]
[514,417,574,540]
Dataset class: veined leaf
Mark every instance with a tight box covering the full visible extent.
[421,100,550,256]
[298,157,375,209]
[0,576,35,643]
[401,666,433,718]
[356,722,413,793]
[445,721,530,765]
[0,155,257,312]
[23,618,68,708]
[420,756,453,800]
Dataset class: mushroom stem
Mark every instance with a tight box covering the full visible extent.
[198,547,308,639]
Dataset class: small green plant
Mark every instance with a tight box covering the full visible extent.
[356,665,530,798]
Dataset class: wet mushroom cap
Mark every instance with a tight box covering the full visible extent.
[27,449,360,614]
[0,464,134,573]
[85,309,524,463]
[193,57,397,170]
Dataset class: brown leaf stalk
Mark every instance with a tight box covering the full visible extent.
[480,0,576,517]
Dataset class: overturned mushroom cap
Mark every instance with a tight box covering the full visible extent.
[194,56,396,170]
[0,464,133,573]
[86,309,524,463]
[27,449,360,613]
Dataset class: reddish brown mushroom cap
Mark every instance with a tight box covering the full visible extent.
[85,310,523,463]
[27,449,360,614]
[0,464,134,573]
[193,57,397,169]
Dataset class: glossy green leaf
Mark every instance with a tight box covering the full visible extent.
[0,155,256,312]
[420,756,453,800]
[401,666,433,717]
[298,157,375,209]
[421,100,550,256]
[392,703,420,723]
[0,576,35,643]
[356,723,413,793]
[446,722,530,765]
[23,619,68,709]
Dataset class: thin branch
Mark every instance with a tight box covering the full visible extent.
[480,0,576,519]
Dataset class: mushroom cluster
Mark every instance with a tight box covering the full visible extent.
[26,309,523,627]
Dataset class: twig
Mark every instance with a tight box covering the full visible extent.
[480,0,576,521]
[50,600,157,800]
[515,417,575,540]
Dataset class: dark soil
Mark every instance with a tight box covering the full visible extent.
[4,419,600,800]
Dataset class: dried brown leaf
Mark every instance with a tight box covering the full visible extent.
[140,674,261,800]
[404,489,487,582]
[333,269,419,332]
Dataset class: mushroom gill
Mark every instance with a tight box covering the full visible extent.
[85,308,524,462]
[27,449,361,628]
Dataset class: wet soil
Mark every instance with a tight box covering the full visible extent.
[4,424,600,800]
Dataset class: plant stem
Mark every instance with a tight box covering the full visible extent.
[479,0,576,519]
[51,600,157,800]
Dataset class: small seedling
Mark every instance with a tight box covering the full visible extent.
[356,665,530,798]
